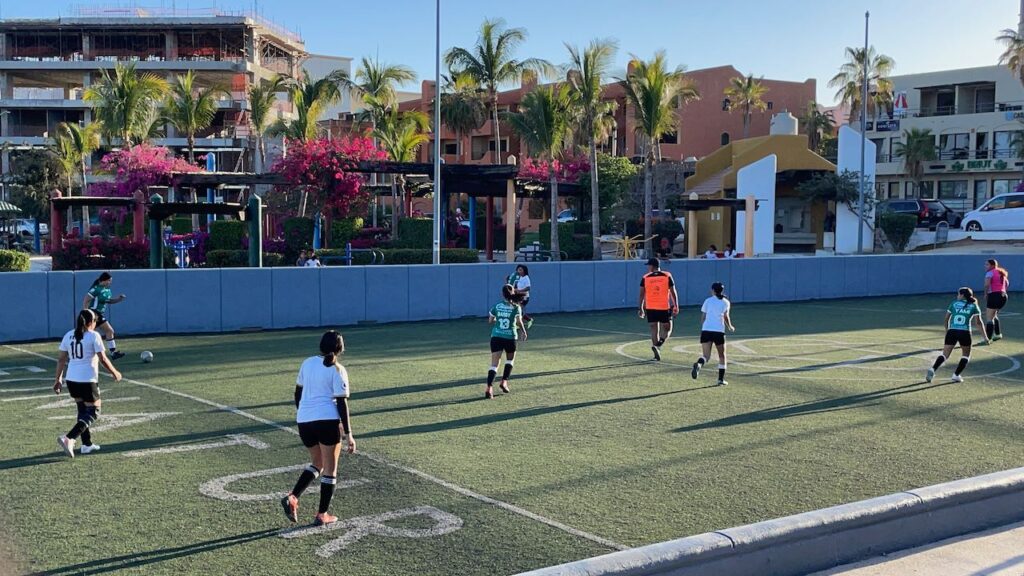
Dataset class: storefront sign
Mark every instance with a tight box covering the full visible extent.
[874,119,900,132]
[947,159,1009,172]
[1004,110,1024,121]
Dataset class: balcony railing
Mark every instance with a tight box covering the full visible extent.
[876,148,1020,164]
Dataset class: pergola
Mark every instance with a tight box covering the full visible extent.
[169,161,585,262]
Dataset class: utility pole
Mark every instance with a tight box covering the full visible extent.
[857,11,869,254]
[431,0,442,265]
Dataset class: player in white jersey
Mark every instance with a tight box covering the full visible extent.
[54,309,122,458]
[281,330,356,527]
[691,282,735,386]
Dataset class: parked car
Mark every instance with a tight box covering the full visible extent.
[556,209,577,223]
[877,199,961,229]
[14,219,49,237]
[961,193,1024,231]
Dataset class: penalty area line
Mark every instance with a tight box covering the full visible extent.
[3,344,627,552]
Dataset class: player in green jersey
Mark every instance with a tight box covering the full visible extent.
[485,284,528,399]
[926,287,988,384]
[82,272,127,360]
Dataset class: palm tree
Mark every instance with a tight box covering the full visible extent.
[164,70,227,164]
[507,85,574,261]
[893,128,937,196]
[269,69,350,142]
[374,109,430,233]
[84,63,169,146]
[997,28,1024,83]
[439,70,488,163]
[353,57,417,131]
[248,74,286,171]
[828,47,895,125]
[724,74,768,138]
[618,51,699,256]
[51,121,103,235]
[800,101,836,155]
[566,38,618,261]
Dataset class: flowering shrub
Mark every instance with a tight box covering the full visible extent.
[518,155,591,184]
[89,144,201,198]
[52,237,155,270]
[270,136,386,219]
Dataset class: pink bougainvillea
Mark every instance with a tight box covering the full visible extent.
[517,154,590,184]
[89,144,201,198]
[271,136,387,219]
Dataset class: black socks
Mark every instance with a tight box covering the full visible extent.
[81,429,92,447]
[718,366,726,381]
[994,318,1001,336]
[955,357,970,376]
[487,367,497,386]
[985,321,995,339]
[291,465,320,498]
[502,362,513,380]
[67,421,87,440]
[932,355,947,370]
[318,476,337,514]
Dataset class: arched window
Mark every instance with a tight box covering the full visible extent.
[721,132,730,146]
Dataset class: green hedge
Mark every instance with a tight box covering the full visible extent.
[206,250,284,268]
[0,249,30,272]
[879,213,918,253]
[332,217,365,247]
[394,218,433,249]
[539,222,592,260]
[170,217,192,235]
[208,220,247,251]
[315,248,479,265]
[283,217,315,261]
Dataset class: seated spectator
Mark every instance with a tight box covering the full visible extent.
[304,254,322,268]
[296,249,309,267]
[723,244,736,259]
[704,245,719,260]
[656,237,672,258]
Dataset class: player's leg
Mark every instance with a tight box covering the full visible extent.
[647,319,660,360]
[99,320,124,360]
[715,338,728,386]
[984,307,996,340]
[314,439,344,525]
[282,429,323,522]
[486,347,502,399]
[693,339,712,380]
[659,320,673,348]
[500,348,516,394]
[952,341,972,383]
[927,339,955,383]
[79,393,102,454]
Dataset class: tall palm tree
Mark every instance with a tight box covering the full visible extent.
[828,47,895,125]
[997,28,1024,83]
[269,69,350,142]
[566,38,618,260]
[618,51,699,256]
[439,70,488,163]
[164,70,227,164]
[51,121,103,234]
[507,85,574,261]
[353,57,417,131]
[374,109,430,233]
[800,101,836,155]
[724,74,768,138]
[893,128,937,197]
[84,62,169,146]
[248,74,286,171]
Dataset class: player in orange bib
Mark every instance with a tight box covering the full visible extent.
[638,258,679,361]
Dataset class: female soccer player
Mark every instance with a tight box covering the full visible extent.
[983,259,1010,341]
[486,284,528,399]
[82,272,127,360]
[281,330,356,526]
[639,258,678,361]
[691,282,735,386]
[926,287,989,384]
[507,264,533,328]
[54,309,122,458]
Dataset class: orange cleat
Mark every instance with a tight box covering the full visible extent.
[314,512,338,526]
[484,386,494,399]
[499,381,510,394]
[280,494,299,523]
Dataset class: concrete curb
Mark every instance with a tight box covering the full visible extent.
[517,466,1024,576]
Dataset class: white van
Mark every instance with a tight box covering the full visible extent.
[961,193,1024,231]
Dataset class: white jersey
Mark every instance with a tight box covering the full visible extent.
[59,329,105,383]
[296,356,350,424]
[515,275,531,293]
[701,297,731,333]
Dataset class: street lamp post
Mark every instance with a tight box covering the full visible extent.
[431,0,443,265]
[857,11,869,254]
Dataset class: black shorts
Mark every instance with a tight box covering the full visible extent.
[645,309,672,324]
[944,329,972,347]
[93,312,108,326]
[67,381,100,403]
[700,331,726,346]
[987,292,1008,310]
[297,419,342,448]
[490,337,517,354]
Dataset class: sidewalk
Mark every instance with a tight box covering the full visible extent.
[812,521,1024,576]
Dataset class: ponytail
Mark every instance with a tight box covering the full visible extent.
[319,330,344,367]
[988,259,1009,281]
[74,309,95,343]
[92,272,112,288]
[958,287,977,304]
[711,282,726,300]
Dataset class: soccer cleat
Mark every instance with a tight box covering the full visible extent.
[652,346,661,361]
[314,512,338,526]
[80,444,101,454]
[110,351,126,360]
[525,318,534,330]
[499,381,510,394]
[57,436,75,458]
[484,386,494,400]
[717,380,728,387]
[992,334,1003,342]
[925,368,935,383]
[281,494,299,523]
[691,363,701,380]
[951,374,964,383]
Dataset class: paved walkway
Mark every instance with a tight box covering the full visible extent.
[813,521,1024,576]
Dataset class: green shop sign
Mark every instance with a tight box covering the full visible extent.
[948,159,1009,172]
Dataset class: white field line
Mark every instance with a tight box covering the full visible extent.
[4,344,627,552]
[732,342,757,355]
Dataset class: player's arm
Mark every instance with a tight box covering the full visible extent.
[517,313,528,341]
[670,284,680,314]
[488,313,496,325]
[724,310,735,332]
[98,349,122,381]
[638,286,646,316]
[975,313,990,343]
[82,293,94,309]
[53,351,69,393]
[984,275,991,294]
[944,311,952,329]
[111,294,127,304]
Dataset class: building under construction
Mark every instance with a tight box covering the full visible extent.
[0,6,309,176]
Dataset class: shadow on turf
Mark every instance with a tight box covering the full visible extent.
[28,528,279,575]
[363,386,716,439]
[750,350,932,376]
[673,381,952,433]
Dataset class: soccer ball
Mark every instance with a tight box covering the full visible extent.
[140,351,154,364]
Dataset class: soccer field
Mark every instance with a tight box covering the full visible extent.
[1,294,1022,575]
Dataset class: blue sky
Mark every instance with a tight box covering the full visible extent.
[2,1,1018,103]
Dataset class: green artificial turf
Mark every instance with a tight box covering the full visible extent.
[1,294,1022,575]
